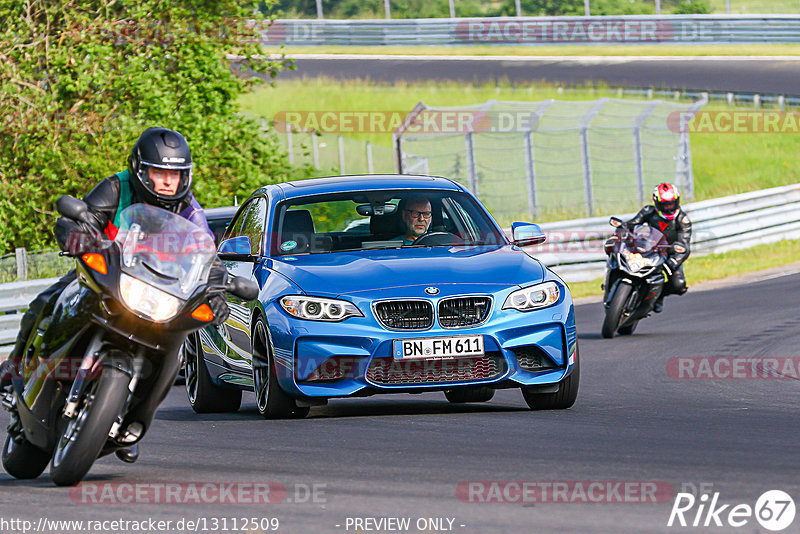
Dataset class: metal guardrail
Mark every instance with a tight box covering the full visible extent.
[1,183,799,354]
[0,278,60,358]
[529,183,800,282]
[264,16,800,46]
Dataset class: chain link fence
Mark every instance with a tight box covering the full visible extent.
[0,249,71,284]
[271,120,396,176]
[395,96,707,222]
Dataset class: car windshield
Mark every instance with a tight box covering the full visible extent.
[273,190,506,255]
[114,204,217,298]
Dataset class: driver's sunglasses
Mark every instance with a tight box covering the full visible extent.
[404,209,432,221]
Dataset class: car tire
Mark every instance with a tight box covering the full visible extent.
[521,346,580,410]
[601,283,633,339]
[444,387,495,403]
[184,332,242,414]
[252,317,310,420]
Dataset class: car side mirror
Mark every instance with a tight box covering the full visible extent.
[511,222,546,247]
[218,236,256,262]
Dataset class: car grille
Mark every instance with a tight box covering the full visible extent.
[366,354,506,385]
[374,300,433,330]
[513,346,558,372]
[438,296,491,328]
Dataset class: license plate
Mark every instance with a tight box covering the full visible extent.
[393,335,484,359]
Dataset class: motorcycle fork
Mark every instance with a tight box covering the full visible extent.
[108,348,146,441]
[63,339,135,420]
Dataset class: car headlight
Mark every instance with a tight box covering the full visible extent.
[280,296,363,322]
[502,281,560,312]
[120,273,181,322]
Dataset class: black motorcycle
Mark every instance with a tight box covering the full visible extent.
[1,196,257,485]
[601,217,686,338]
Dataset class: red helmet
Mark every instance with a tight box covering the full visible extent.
[653,183,680,220]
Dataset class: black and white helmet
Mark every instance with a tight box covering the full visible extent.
[128,127,193,211]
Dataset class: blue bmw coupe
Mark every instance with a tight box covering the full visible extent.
[184,175,579,418]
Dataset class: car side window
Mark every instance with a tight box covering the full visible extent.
[221,203,252,244]
[237,197,268,255]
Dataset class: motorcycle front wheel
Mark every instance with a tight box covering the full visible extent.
[49,364,131,486]
[601,283,634,339]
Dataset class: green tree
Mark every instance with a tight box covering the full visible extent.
[0,0,308,254]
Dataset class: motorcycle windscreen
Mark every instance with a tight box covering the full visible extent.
[630,225,666,253]
[114,204,217,299]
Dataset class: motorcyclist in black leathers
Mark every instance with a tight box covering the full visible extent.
[0,127,230,462]
[626,183,692,313]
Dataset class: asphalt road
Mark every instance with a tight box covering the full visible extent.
[2,272,799,533]
[281,55,800,95]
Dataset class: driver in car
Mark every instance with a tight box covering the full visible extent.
[395,197,432,245]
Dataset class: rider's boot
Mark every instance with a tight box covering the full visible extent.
[116,444,140,464]
[653,295,664,313]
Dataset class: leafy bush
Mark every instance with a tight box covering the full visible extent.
[0,0,310,254]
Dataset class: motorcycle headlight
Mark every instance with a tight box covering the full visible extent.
[120,273,181,322]
[502,282,560,312]
[280,296,363,322]
[621,250,656,273]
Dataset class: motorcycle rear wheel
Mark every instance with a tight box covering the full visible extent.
[2,430,50,479]
[50,365,130,486]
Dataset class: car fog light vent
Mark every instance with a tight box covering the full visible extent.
[514,346,558,372]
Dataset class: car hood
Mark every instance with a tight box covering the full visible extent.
[268,245,545,297]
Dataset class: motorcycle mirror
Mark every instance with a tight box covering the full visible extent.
[57,195,91,224]
[609,217,623,227]
[672,243,687,254]
[226,276,259,300]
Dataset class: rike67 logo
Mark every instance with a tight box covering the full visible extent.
[668,490,795,531]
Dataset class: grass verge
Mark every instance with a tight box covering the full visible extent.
[566,238,800,298]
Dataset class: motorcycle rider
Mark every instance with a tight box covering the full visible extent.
[0,127,230,462]
[625,183,692,313]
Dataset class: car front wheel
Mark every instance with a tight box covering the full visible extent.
[252,317,309,420]
[521,346,580,410]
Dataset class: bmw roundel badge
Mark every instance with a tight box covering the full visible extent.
[425,287,440,295]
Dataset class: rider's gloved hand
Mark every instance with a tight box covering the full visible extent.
[208,294,230,326]
[208,261,229,288]
[65,230,103,257]
[665,257,680,273]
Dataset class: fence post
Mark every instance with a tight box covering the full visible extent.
[632,101,660,205]
[316,0,323,18]
[15,248,28,282]
[287,127,294,165]
[578,99,608,217]
[311,133,320,168]
[676,93,708,200]
[465,132,478,195]
[515,0,522,16]
[366,142,374,173]
[338,135,346,174]
[523,130,537,219]
[521,99,553,219]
